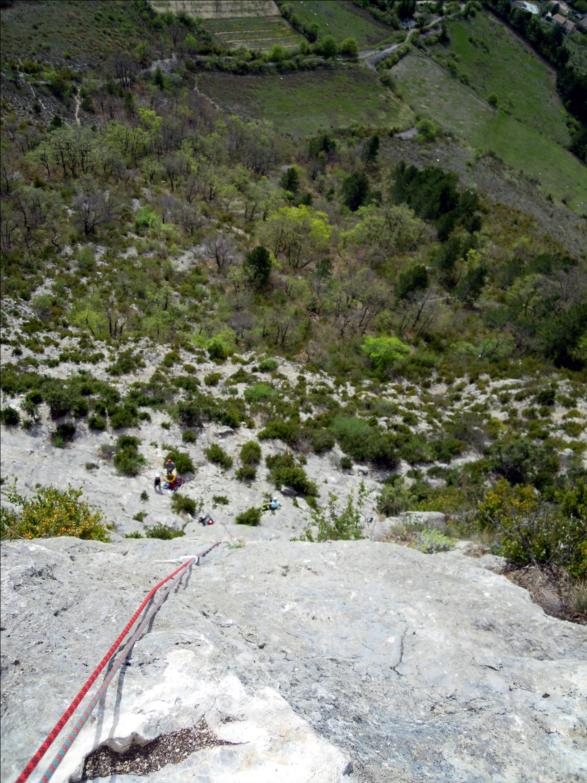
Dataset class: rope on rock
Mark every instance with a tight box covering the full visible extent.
[15,541,223,783]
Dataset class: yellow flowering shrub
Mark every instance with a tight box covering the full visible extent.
[0,485,109,542]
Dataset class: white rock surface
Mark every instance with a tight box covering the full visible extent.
[2,537,586,783]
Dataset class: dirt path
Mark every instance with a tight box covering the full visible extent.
[74,87,81,126]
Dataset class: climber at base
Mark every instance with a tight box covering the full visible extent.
[162,457,182,491]
[262,497,281,512]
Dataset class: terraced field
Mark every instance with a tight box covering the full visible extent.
[286,0,394,46]
[150,0,280,18]
[204,15,303,50]
[197,67,414,136]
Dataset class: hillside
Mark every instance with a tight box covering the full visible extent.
[1,0,586,781]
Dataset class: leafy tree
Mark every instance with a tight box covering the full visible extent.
[244,245,272,290]
[261,205,332,269]
[361,335,410,372]
[342,171,370,211]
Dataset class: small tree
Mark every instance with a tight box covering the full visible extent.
[280,166,300,194]
[342,171,369,212]
[319,35,338,59]
[339,37,358,59]
[361,335,410,372]
[244,245,272,290]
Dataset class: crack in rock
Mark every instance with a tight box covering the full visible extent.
[80,719,240,780]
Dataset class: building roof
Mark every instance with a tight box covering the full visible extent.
[563,19,576,32]
[552,13,567,24]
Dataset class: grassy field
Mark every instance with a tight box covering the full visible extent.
[393,53,587,212]
[204,16,303,50]
[198,67,413,136]
[0,0,159,69]
[285,0,394,47]
[433,12,571,147]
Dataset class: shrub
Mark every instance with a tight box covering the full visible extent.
[259,418,300,445]
[244,382,276,403]
[244,246,272,290]
[416,529,454,553]
[488,438,558,489]
[476,480,586,576]
[125,531,144,539]
[340,456,353,471]
[235,506,262,526]
[266,452,317,497]
[259,357,279,372]
[205,372,222,386]
[88,414,107,431]
[205,443,233,470]
[163,447,195,474]
[113,435,146,476]
[361,335,410,372]
[213,495,229,505]
[182,429,197,443]
[236,465,257,483]
[51,421,76,447]
[108,350,145,376]
[171,493,196,516]
[109,405,139,430]
[0,407,20,426]
[306,427,335,454]
[240,440,261,466]
[377,481,415,516]
[145,524,185,540]
[0,485,108,541]
[301,489,365,542]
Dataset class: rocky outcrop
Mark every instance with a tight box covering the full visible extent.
[2,536,586,782]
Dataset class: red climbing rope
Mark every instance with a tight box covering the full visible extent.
[15,541,222,783]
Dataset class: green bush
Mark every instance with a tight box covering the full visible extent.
[488,438,559,489]
[205,372,222,386]
[240,440,262,466]
[213,495,229,505]
[205,443,233,470]
[109,404,139,430]
[145,524,185,540]
[0,485,108,541]
[88,414,107,431]
[301,489,365,542]
[171,493,196,515]
[266,452,317,497]
[0,407,20,426]
[259,418,300,446]
[125,531,144,539]
[416,529,454,553]
[113,435,146,476]
[51,421,76,447]
[377,480,415,516]
[108,350,145,376]
[235,506,262,526]
[236,465,257,483]
[244,382,276,403]
[476,480,586,577]
[164,447,195,474]
[306,427,335,454]
[258,357,279,372]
